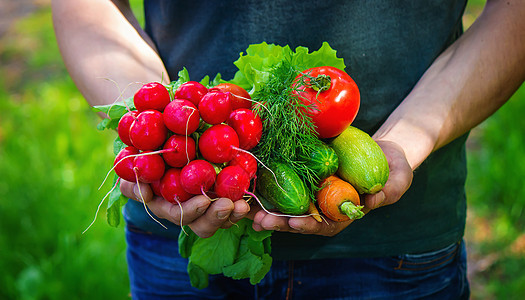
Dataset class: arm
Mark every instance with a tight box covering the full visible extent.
[52,0,250,237]
[252,0,525,235]
[52,0,168,105]
[364,0,525,209]
[374,0,525,170]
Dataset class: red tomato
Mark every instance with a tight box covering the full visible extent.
[293,66,360,139]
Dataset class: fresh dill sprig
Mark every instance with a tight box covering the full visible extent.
[252,60,323,199]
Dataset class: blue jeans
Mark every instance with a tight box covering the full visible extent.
[126,223,470,300]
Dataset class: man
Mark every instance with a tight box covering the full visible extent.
[53,0,524,298]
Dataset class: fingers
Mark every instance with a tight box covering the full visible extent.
[245,202,263,220]
[363,191,386,210]
[121,177,253,237]
[252,141,415,236]
[253,210,293,232]
[221,199,251,229]
[188,198,250,238]
[147,195,251,238]
[146,194,212,225]
[363,140,413,210]
[289,216,352,236]
[252,209,353,237]
[292,217,352,236]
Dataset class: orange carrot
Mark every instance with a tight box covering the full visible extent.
[307,201,323,223]
[316,175,364,222]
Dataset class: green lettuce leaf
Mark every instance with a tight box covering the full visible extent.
[291,41,346,72]
[229,41,346,95]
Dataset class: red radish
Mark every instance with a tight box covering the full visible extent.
[227,151,257,179]
[214,166,250,201]
[198,124,240,164]
[198,90,232,125]
[213,83,252,110]
[226,108,263,150]
[180,160,217,194]
[160,168,193,204]
[133,151,166,183]
[114,146,139,181]
[117,110,139,146]
[151,179,162,196]
[162,134,196,167]
[134,82,171,112]
[129,109,168,150]
[163,99,200,135]
[174,81,208,106]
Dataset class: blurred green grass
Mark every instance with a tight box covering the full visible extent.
[462,3,525,300]
[0,1,523,299]
[0,4,128,300]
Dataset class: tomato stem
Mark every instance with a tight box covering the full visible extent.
[307,74,331,92]
[339,201,364,220]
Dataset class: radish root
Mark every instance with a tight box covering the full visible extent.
[200,185,217,202]
[236,95,274,119]
[175,198,189,236]
[99,149,170,190]
[232,146,286,194]
[82,177,121,234]
[244,190,320,220]
[97,77,142,114]
[184,106,198,164]
[134,170,168,230]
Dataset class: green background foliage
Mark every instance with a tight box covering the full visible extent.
[0,1,523,299]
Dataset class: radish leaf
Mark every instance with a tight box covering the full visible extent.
[180,219,272,289]
[187,262,209,290]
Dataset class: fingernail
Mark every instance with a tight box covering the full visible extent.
[230,202,250,220]
[375,193,386,209]
[196,204,208,214]
[253,223,264,232]
[232,212,245,220]
[133,185,144,202]
[217,211,230,219]
[289,224,304,233]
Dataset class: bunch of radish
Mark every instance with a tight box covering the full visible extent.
[113,81,263,205]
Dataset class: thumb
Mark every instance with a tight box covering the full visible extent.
[120,179,153,203]
[363,191,386,211]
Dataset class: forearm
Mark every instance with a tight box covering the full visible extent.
[52,0,169,107]
[374,0,525,170]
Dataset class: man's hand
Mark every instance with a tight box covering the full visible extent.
[251,140,413,236]
[362,140,413,212]
[119,180,251,238]
[251,209,354,237]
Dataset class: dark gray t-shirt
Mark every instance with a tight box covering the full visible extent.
[125,0,469,259]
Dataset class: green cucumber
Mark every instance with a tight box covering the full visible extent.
[299,143,339,181]
[256,161,309,215]
[330,126,389,194]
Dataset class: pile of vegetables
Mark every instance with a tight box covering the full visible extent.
[93,42,389,288]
